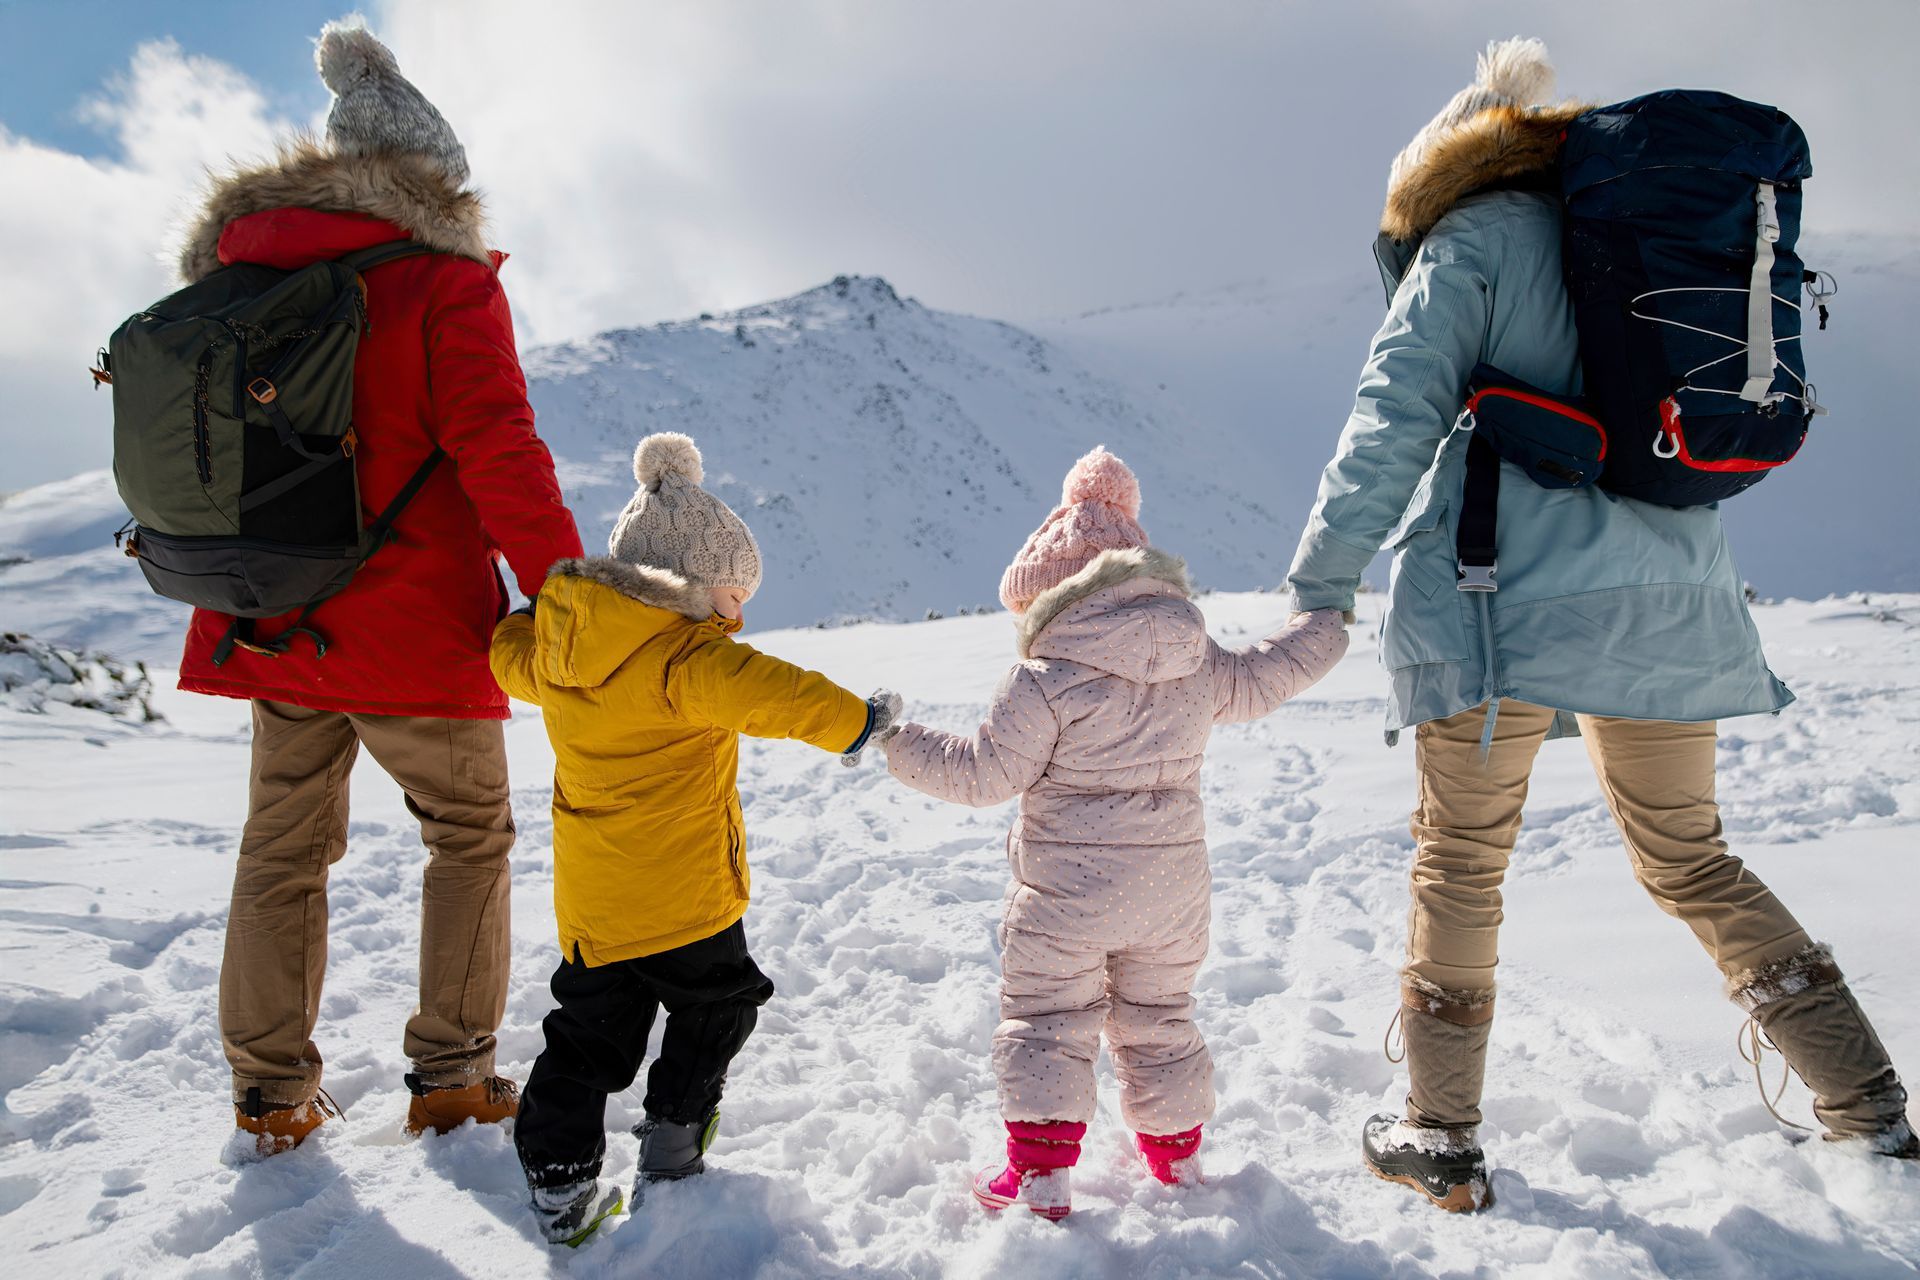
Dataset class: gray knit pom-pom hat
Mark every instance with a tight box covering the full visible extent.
[610,434,763,597]
[316,16,469,184]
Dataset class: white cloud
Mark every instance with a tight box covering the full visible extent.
[2,1,1916,489]
[0,39,293,489]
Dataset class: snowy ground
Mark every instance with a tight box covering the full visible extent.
[1,592,1917,1278]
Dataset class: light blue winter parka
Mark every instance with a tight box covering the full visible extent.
[1287,133,1791,738]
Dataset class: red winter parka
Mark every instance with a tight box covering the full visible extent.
[173,144,582,719]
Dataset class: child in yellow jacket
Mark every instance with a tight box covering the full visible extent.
[491,433,897,1244]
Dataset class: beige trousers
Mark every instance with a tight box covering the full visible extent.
[1407,700,1812,995]
[219,700,515,1105]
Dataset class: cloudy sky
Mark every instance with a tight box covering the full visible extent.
[3,0,1915,488]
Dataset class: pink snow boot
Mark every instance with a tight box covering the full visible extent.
[1135,1125,1203,1185]
[972,1120,1084,1222]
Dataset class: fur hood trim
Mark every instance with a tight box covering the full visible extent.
[548,556,713,621]
[1015,547,1190,658]
[1726,942,1840,1011]
[178,136,491,282]
[1380,101,1587,243]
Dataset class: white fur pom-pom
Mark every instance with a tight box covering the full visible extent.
[1062,445,1141,518]
[1476,37,1555,107]
[634,432,705,489]
[315,15,396,92]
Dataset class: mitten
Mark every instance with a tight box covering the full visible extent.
[841,689,905,767]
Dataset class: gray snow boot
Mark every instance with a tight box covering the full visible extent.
[530,1180,625,1247]
[635,1110,719,1183]
[1732,945,1916,1156]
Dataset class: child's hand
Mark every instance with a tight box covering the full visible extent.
[841,689,905,767]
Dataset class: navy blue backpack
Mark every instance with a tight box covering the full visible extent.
[1455,90,1831,590]
[1562,89,1826,506]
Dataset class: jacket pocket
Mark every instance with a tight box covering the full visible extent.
[1381,495,1472,668]
[725,813,749,897]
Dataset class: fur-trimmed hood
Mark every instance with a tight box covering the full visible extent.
[1380,100,1587,243]
[528,556,724,692]
[178,137,491,283]
[1016,547,1206,685]
[547,556,715,621]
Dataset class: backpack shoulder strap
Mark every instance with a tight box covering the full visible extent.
[334,239,434,274]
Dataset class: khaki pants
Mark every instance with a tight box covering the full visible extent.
[219,700,515,1106]
[1407,700,1811,995]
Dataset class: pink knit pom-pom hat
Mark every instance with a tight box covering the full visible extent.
[999,445,1147,614]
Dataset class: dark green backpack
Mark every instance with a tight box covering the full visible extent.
[104,240,443,665]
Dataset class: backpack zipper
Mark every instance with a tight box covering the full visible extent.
[192,349,214,484]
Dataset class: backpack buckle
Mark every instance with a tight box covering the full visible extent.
[247,377,279,405]
[1457,561,1498,592]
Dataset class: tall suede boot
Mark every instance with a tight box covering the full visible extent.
[1364,979,1496,1212]
[1732,945,1918,1157]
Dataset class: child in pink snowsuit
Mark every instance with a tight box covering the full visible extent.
[883,446,1348,1218]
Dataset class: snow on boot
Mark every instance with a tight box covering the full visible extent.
[531,1180,625,1247]
[1731,944,1915,1153]
[1135,1125,1203,1185]
[233,1086,339,1157]
[972,1119,1084,1221]
[972,1163,1072,1221]
[635,1110,719,1183]
[404,1074,520,1136]
[1362,1113,1492,1213]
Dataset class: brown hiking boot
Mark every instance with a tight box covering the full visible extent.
[404,1074,520,1136]
[1732,945,1915,1153]
[234,1087,339,1157]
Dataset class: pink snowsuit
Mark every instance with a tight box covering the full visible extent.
[885,548,1348,1135]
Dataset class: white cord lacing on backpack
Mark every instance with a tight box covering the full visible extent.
[1621,181,1834,459]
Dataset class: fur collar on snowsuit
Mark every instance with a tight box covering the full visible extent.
[178,136,492,283]
[1380,102,1589,243]
[1015,547,1191,658]
[547,556,715,621]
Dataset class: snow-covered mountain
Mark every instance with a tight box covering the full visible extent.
[525,275,1298,625]
[1040,234,1920,600]
[3,248,1913,663]
[0,276,1301,654]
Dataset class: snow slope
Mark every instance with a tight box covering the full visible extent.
[1039,234,1920,601]
[2,592,1916,1278]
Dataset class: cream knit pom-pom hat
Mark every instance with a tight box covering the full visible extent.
[608,434,763,596]
[999,446,1148,614]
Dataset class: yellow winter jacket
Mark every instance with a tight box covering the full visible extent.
[490,557,870,965]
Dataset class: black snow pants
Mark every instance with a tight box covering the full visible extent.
[515,920,774,1190]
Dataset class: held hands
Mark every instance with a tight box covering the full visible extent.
[841,689,905,767]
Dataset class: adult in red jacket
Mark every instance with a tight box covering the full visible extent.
[179,20,584,1155]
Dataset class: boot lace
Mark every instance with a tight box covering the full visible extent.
[1738,1015,1813,1133]
[313,1086,345,1120]
[1384,1007,1406,1064]
[485,1077,520,1107]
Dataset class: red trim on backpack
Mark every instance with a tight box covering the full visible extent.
[1467,386,1609,460]
[1659,397,1803,473]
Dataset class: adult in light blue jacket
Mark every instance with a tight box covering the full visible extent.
[1286,39,1915,1211]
